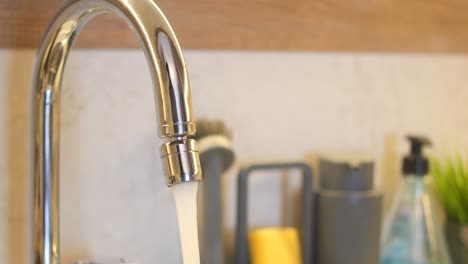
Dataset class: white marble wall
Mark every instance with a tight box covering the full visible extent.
[1,49,468,263]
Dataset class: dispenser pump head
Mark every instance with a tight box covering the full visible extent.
[403,135,431,176]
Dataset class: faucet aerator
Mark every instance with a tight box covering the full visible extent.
[161,138,202,186]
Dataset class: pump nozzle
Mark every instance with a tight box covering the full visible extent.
[403,135,431,176]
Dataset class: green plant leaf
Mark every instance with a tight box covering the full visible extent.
[430,155,468,224]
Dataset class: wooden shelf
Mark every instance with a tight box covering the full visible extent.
[1,0,468,52]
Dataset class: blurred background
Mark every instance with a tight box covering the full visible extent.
[0,0,467,263]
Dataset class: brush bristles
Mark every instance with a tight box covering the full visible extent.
[192,119,232,140]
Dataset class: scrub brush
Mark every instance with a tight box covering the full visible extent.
[193,119,235,264]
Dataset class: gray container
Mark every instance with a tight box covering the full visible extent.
[315,158,382,264]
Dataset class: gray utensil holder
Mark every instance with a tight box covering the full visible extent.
[235,162,314,264]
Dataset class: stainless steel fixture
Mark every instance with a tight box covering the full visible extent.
[31,0,202,263]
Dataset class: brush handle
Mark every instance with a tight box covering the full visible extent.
[198,153,225,264]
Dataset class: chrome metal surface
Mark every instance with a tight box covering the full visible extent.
[161,139,202,186]
[31,0,202,263]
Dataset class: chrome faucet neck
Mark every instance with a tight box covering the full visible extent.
[31,0,201,263]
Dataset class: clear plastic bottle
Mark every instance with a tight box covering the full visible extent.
[381,136,452,264]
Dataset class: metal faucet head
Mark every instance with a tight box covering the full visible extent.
[161,138,202,186]
[31,0,202,263]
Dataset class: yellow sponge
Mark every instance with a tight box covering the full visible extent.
[248,227,301,264]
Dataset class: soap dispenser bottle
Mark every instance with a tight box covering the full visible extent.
[381,136,452,264]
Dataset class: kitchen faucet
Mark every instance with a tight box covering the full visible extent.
[31,0,202,263]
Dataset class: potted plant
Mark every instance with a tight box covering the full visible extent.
[431,156,468,263]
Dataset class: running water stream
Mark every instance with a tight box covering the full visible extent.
[172,182,201,264]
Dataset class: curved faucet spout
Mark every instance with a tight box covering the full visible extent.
[31,0,202,263]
